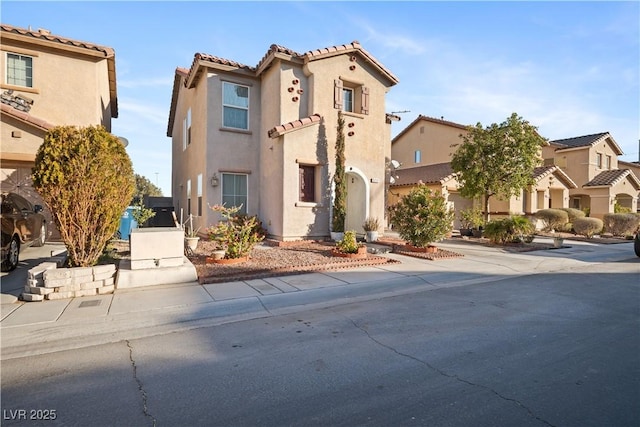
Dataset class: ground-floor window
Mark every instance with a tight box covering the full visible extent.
[222,173,248,214]
[299,165,317,203]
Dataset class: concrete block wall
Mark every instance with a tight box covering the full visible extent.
[22,263,117,302]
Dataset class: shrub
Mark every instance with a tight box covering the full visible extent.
[459,207,484,229]
[483,215,535,244]
[558,208,586,223]
[32,125,134,267]
[208,205,265,258]
[387,185,454,248]
[130,198,156,228]
[363,217,380,232]
[573,217,603,239]
[603,213,640,237]
[336,230,362,254]
[534,209,568,232]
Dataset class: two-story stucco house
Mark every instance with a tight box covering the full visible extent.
[167,41,398,241]
[390,115,576,228]
[0,24,118,239]
[542,132,640,218]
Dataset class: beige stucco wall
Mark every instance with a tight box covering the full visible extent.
[391,119,467,168]
[0,40,114,132]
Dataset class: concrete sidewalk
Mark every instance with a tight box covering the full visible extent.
[1,237,636,359]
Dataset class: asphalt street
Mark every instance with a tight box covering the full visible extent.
[1,246,638,427]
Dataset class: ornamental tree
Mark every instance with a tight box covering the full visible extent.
[32,125,135,267]
[332,111,347,232]
[451,113,546,222]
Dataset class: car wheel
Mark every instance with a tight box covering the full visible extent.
[33,223,47,247]
[634,233,640,258]
[2,237,19,272]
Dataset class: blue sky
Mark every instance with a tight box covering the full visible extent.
[3,1,638,197]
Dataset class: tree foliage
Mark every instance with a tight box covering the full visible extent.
[332,111,347,232]
[388,185,454,247]
[32,125,135,267]
[451,113,546,221]
[134,174,163,199]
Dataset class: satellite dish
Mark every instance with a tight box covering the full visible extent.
[117,136,129,147]
[390,176,396,184]
[391,160,401,169]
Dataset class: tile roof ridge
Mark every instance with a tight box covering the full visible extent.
[0,23,114,57]
[194,52,255,71]
[550,131,609,144]
[268,113,322,139]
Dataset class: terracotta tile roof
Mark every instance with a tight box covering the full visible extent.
[392,115,469,144]
[550,132,623,155]
[186,40,398,89]
[1,103,55,131]
[533,165,577,188]
[0,24,118,118]
[584,169,640,188]
[268,114,322,138]
[390,162,455,187]
[0,24,115,57]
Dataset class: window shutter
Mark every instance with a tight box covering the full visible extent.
[334,79,343,109]
[360,86,369,115]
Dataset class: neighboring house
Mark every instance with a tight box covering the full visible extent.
[390,115,576,228]
[542,132,640,218]
[0,24,118,239]
[167,41,399,241]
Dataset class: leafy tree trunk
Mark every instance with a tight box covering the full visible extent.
[332,112,347,232]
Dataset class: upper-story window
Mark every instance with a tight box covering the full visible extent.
[596,153,603,169]
[414,150,422,164]
[605,155,612,170]
[343,88,354,112]
[334,79,369,115]
[6,53,33,88]
[183,108,191,150]
[222,82,249,130]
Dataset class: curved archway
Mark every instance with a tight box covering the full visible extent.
[345,166,369,235]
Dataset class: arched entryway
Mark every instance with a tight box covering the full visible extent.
[345,167,369,236]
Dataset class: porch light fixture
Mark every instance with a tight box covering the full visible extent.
[211,173,219,187]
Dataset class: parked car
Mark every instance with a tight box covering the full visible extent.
[635,233,640,258]
[1,192,47,271]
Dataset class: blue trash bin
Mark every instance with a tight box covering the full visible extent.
[118,206,139,240]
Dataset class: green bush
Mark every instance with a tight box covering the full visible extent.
[388,185,454,248]
[558,208,586,223]
[534,209,569,232]
[573,217,603,239]
[208,205,265,258]
[483,215,535,244]
[32,125,134,267]
[459,207,484,229]
[336,230,362,254]
[603,213,640,237]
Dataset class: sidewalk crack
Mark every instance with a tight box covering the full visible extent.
[126,340,157,427]
[347,317,556,427]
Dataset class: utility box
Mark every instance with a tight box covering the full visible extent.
[129,228,183,270]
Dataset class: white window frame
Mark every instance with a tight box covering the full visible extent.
[183,108,191,150]
[342,87,354,113]
[222,82,249,130]
[596,153,603,169]
[414,150,422,164]
[221,173,248,215]
[186,179,192,216]
[197,174,203,216]
[6,52,33,88]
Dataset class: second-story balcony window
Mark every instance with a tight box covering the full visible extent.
[6,53,33,88]
[223,82,249,130]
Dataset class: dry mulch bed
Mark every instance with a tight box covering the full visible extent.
[190,240,399,284]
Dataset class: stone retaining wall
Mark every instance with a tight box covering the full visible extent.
[22,263,117,302]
